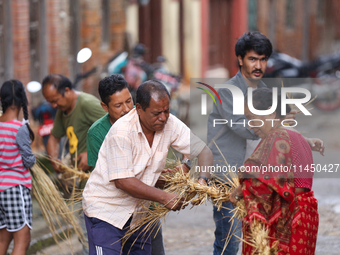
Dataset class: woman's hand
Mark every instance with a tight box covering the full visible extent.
[306,138,325,156]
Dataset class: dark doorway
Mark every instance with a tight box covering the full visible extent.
[138,0,162,64]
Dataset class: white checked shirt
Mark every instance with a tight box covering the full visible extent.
[82,109,205,229]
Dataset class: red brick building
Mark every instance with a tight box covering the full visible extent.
[0,0,126,97]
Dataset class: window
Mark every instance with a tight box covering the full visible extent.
[285,0,295,29]
[248,0,258,31]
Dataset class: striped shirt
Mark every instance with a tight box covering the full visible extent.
[0,120,35,192]
[83,109,206,229]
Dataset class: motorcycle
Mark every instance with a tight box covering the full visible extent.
[107,50,182,115]
[264,51,340,111]
[264,52,303,78]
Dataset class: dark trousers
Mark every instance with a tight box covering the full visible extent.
[84,214,151,255]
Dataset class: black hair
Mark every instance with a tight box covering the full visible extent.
[235,31,273,61]
[98,74,129,105]
[136,80,170,111]
[0,80,35,141]
[42,74,73,96]
[249,87,291,118]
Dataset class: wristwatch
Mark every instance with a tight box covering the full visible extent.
[198,176,210,183]
[181,158,192,170]
[234,193,243,201]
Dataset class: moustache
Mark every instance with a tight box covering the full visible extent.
[252,70,263,74]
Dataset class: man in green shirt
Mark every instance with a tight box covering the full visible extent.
[42,74,106,255]
[87,74,133,167]
[42,74,106,172]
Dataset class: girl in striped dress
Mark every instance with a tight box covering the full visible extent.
[0,80,36,255]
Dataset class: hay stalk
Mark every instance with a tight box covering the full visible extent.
[30,161,86,250]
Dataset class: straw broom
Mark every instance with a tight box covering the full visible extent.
[30,160,86,250]
[31,149,91,251]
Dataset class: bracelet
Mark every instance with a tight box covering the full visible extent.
[198,176,210,183]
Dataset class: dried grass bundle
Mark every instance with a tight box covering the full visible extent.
[121,154,279,255]
[121,138,282,255]
[30,162,86,250]
[123,157,282,255]
[245,219,280,255]
[121,160,247,250]
[163,169,235,211]
[120,202,169,253]
[120,165,189,250]
[58,164,91,180]
[36,153,91,181]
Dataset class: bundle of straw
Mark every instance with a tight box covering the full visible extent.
[162,169,243,212]
[244,219,280,255]
[30,161,86,250]
[121,161,246,249]
[36,153,91,181]
[58,164,91,181]
[160,168,278,255]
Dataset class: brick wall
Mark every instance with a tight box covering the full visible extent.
[47,0,63,75]
[80,0,126,95]
[11,0,30,86]
[80,0,102,93]
[110,0,126,52]
[9,0,126,94]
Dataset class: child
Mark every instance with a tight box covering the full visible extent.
[0,80,36,255]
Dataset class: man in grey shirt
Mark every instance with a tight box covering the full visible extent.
[207,31,273,255]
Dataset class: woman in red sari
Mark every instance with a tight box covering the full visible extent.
[230,88,319,255]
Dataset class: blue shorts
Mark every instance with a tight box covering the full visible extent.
[84,214,151,255]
